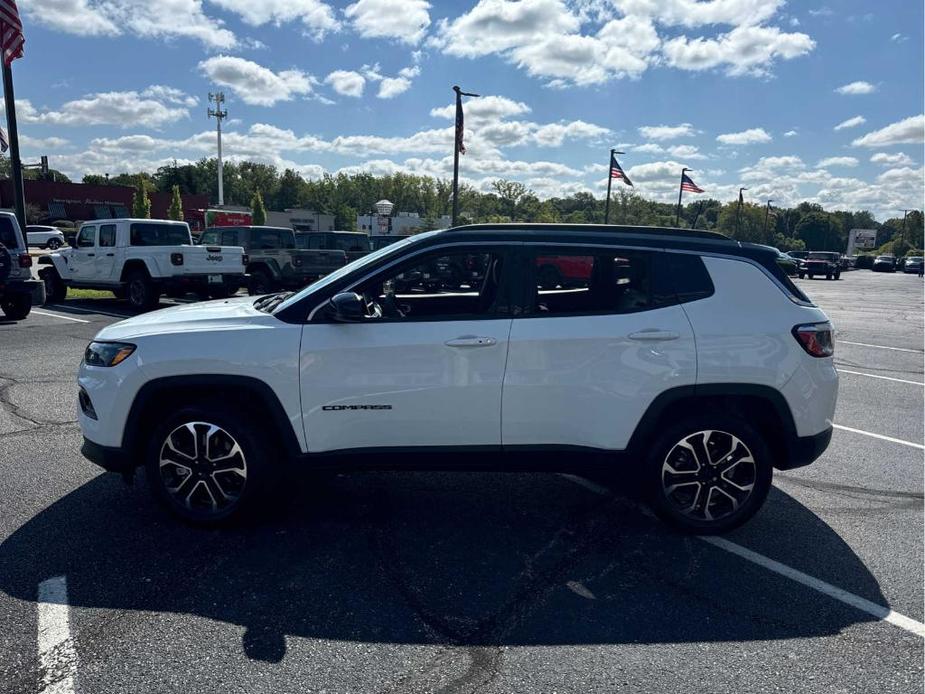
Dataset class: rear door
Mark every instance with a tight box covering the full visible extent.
[94,223,118,282]
[501,245,697,450]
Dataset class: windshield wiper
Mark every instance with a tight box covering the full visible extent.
[254,291,293,313]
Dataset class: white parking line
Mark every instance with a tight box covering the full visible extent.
[37,576,77,694]
[833,424,925,450]
[703,536,925,638]
[558,475,925,638]
[840,340,924,354]
[29,310,90,324]
[838,369,924,386]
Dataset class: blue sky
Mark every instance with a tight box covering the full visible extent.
[9,0,925,219]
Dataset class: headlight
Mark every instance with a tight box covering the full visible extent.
[84,342,136,367]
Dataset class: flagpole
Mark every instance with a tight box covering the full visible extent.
[604,148,614,224]
[675,168,690,227]
[2,61,25,231]
[763,199,773,238]
[735,187,747,236]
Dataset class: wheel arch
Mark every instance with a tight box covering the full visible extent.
[120,258,154,282]
[247,260,279,279]
[627,384,797,469]
[122,375,302,465]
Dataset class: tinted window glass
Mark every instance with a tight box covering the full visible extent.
[220,230,238,246]
[77,226,96,248]
[99,224,116,247]
[251,229,281,249]
[199,230,219,245]
[527,249,655,315]
[667,253,714,303]
[295,234,324,250]
[332,234,370,252]
[0,216,18,247]
[130,223,191,246]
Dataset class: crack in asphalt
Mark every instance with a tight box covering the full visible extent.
[0,375,78,434]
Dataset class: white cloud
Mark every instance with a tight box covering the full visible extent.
[345,0,431,44]
[852,115,925,147]
[532,120,609,146]
[325,70,365,97]
[716,128,771,145]
[609,0,785,27]
[638,123,696,140]
[431,95,531,121]
[817,156,858,168]
[3,89,191,128]
[835,80,876,95]
[890,33,908,43]
[632,142,706,159]
[20,135,70,150]
[834,115,866,131]
[784,129,798,137]
[870,152,914,167]
[662,25,814,76]
[209,0,339,39]
[198,56,316,106]
[376,66,421,99]
[20,0,236,48]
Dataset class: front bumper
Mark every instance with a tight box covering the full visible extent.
[778,426,832,470]
[81,437,133,473]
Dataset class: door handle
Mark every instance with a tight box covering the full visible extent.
[628,329,679,341]
[105,253,114,257]
[445,336,497,348]
[86,253,95,257]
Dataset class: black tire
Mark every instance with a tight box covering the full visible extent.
[807,273,814,279]
[39,267,67,303]
[825,273,832,280]
[797,272,804,279]
[834,270,841,280]
[0,293,31,320]
[248,269,274,296]
[144,402,277,525]
[112,286,127,300]
[538,265,561,290]
[46,238,62,250]
[125,269,160,310]
[643,414,773,534]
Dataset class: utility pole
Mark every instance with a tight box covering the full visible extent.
[735,187,747,236]
[901,209,910,245]
[208,92,227,206]
[763,199,773,239]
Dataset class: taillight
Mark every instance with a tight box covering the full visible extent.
[242,253,249,265]
[18,253,31,268]
[793,322,834,357]
[170,252,184,266]
[293,257,303,267]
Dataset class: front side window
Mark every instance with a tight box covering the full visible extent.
[199,230,220,245]
[129,223,191,246]
[99,224,116,247]
[0,216,19,247]
[350,249,507,321]
[332,235,371,252]
[77,226,96,248]
[527,248,656,316]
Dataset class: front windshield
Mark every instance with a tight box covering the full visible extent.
[273,231,439,314]
[808,252,834,259]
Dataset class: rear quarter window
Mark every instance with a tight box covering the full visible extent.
[665,253,714,303]
[0,216,20,247]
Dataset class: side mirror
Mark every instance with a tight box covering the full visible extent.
[68,238,77,249]
[325,292,366,322]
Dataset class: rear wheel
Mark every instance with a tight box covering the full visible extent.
[797,272,804,279]
[644,415,773,534]
[46,238,62,250]
[39,268,67,303]
[125,269,160,311]
[0,292,31,320]
[248,269,274,296]
[825,273,832,280]
[145,403,277,525]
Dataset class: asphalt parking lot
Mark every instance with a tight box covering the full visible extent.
[0,270,922,694]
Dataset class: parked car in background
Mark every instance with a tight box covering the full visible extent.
[26,225,67,250]
[76,224,837,533]
[38,219,247,310]
[200,226,347,295]
[295,231,372,263]
[0,212,45,319]
[775,249,799,276]
[370,235,410,251]
[786,250,809,262]
[872,255,896,272]
[902,256,923,275]
[798,251,841,280]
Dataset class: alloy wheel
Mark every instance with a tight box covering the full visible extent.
[158,421,248,514]
[660,429,757,523]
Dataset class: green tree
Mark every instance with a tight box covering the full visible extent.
[251,190,267,226]
[796,211,841,250]
[167,184,183,221]
[82,174,109,185]
[131,178,151,218]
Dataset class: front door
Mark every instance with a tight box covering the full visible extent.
[68,225,97,281]
[502,246,697,450]
[299,246,514,452]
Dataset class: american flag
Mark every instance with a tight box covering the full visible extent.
[0,0,23,66]
[609,153,633,187]
[680,171,704,193]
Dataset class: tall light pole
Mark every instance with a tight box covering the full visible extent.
[901,209,911,245]
[208,92,227,206]
[763,199,773,239]
[734,187,747,236]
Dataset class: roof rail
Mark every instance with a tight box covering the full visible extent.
[444,222,730,241]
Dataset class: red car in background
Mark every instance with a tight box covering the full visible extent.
[535,254,594,289]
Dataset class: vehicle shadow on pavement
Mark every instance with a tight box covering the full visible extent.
[0,470,890,663]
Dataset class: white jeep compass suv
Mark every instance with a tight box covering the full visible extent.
[77,224,838,533]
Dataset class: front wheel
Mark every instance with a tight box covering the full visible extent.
[0,293,31,320]
[39,268,67,303]
[144,403,276,525]
[644,415,773,534]
[797,272,804,279]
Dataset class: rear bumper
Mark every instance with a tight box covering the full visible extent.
[160,273,246,289]
[81,437,133,473]
[0,278,45,304]
[778,426,832,470]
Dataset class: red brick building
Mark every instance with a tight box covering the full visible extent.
[0,179,209,226]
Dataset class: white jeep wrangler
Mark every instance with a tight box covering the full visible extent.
[38,218,247,310]
[77,224,838,533]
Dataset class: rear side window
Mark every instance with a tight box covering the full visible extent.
[99,224,116,247]
[251,229,281,249]
[220,230,239,246]
[130,223,191,246]
[526,249,663,316]
[764,257,811,303]
[666,253,714,303]
[0,216,19,247]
